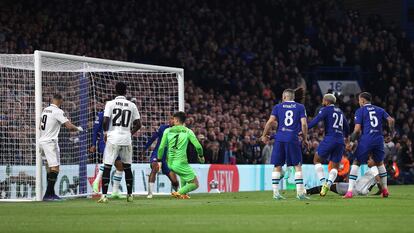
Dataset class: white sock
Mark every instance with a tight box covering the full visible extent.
[314,163,326,184]
[149,182,155,195]
[327,168,338,187]
[295,171,304,195]
[377,165,388,190]
[272,171,281,196]
[94,164,104,183]
[112,170,123,193]
[347,165,359,192]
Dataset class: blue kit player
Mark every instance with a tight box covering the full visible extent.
[142,118,179,199]
[89,103,124,198]
[261,89,310,200]
[308,93,350,196]
[344,92,395,198]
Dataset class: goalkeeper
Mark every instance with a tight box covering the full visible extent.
[157,111,204,199]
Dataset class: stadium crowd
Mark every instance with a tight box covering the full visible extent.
[0,0,413,183]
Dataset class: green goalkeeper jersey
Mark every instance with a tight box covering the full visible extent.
[157,125,203,163]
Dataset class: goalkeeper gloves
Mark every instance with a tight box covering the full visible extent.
[198,156,205,164]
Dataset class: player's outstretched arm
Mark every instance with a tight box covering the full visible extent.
[261,116,277,143]
[64,121,83,132]
[143,130,159,152]
[157,128,169,161]
[308,108,325,129]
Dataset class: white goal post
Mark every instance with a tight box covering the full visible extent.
[0,51,184,201]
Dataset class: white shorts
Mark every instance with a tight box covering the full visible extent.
[103,142,132,165]
[40,140,60,167]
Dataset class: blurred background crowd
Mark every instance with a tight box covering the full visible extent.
[0,0,413,183]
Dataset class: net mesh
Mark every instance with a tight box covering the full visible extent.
[0,54,180,200]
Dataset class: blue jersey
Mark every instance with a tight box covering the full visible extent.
[271,101,307,143]
[91,111,105,153]
[308,105,350,144]
[144,124,170,158]
[354,104,390,145]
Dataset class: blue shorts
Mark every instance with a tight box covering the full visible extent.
[271,141,302,166]
[354,142,385,164]
[317,140,344,163]
[150,151,170,175]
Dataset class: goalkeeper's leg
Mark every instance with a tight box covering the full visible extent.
[178,177,198,196]
[175,164,198,197]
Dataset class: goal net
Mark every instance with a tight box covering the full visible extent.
[0,51,184,201]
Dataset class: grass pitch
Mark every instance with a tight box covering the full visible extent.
[1,186,414,233]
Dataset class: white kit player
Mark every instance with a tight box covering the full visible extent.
[98,82,141,203]
[39,94,83,201]
[306,158,381,197]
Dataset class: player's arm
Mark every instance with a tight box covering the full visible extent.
[131,119,141,135]
[157,129,169,161]
[188,129,204,163]
[350,108,362,143]
[130,104,142,135]
[63,121,83,131]
[343,115,350,137]
[301,117,310,149]
[143,130,159,152]
[384,111,395,136]
[261,115,277,143]
[57,111,82,132]
[307,108,325,129]
[300,105,310,149]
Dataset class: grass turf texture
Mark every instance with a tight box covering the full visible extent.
[1,186,414,233]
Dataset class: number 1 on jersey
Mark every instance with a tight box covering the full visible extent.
[172,134,179,149]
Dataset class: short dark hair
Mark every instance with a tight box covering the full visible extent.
[359,92,372,102]
[173,111,186,123]
[115,82,127,95]
[53,93,63,100]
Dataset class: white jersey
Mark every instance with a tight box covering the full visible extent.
[355,167,379,195]
[104,96,140,145]
[39,104,69,142]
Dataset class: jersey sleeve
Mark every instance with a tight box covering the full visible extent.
[299,104,307,119]
[308,107,325,129]
[55,110,69,124]
[354,108,362,125]
[103,101,112,118]
[157,128,169,160]
[271,105,278,118]
[188,129,203,156]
